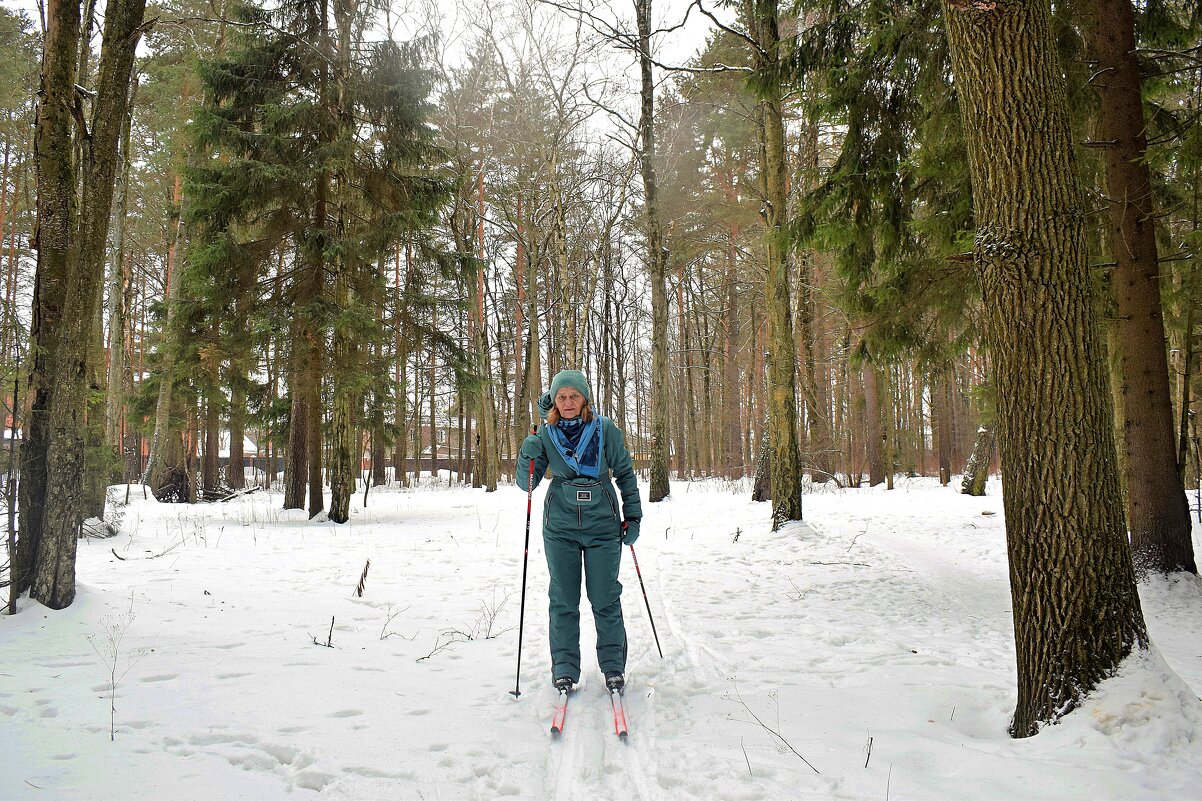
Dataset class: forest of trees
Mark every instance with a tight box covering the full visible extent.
[1,0,1200,736]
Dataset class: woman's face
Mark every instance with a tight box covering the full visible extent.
[555,388,584,420]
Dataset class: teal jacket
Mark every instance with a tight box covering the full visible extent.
[517,416,642,536]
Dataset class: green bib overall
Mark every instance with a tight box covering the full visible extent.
[517,416,642,682]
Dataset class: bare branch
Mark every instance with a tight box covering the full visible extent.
[691,0,761,55]
[581,80,639,135]
[650,56,752,75]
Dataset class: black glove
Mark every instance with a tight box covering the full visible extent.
[622,518,640,546]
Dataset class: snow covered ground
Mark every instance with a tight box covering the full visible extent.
[2,475,1201,800]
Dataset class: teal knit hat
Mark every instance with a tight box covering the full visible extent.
[549,369,592,405]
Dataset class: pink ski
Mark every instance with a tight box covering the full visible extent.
[550,690,569,735]
[610,689,628,738]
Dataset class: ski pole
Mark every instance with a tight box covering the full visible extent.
[511,429,537,698]
[627,542,663,659]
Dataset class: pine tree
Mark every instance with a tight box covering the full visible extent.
[790,0,980,485]
[187,0,451,520]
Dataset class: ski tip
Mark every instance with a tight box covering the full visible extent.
[550,726,562,736]
[618,731,628,740]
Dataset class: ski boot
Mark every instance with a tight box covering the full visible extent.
[553,676,575,692]
[604,671,625,693]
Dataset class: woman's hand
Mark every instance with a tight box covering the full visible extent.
[518,434,544,463]
[622,518,640,546]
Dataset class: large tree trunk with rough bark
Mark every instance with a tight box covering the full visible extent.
[29,0,147,608]
[16,0,83,599]
[1088,0,1196,575]
[942,0,1148,737]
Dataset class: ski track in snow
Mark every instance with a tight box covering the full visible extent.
[2,476,1201,800]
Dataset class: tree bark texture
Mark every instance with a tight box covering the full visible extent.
[283,311,310,509]
[33,0,147,608]
[960,425,995,496]
[1088,0,1196,574]
[754,0,803,528]
[942,0,1148,736]
[16,0,82,598]
[864,360,885,486]
[474,175,499,492]
[637,0,671,502]
[227,378,246,490]
[143,176,185,495]
[104,81,135,470]
[934,366,954,486]
[723,216,743,479]
[202,335,221,496]
[751,421,771,502]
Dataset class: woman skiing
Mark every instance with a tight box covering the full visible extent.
[517,369,642,693]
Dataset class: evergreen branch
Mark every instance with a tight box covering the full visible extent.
[1134,45,1202,65]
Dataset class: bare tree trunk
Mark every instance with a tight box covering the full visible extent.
[723,210,742,479]
[144,175,185,494]
[227,375,246,490]
[934,366,953,486]
[1088,0,1196,575]
[960,425,994,496]
[524,237,542,432]
[883,362,895,490]
[636,0,671,502]
[753,0,803,527]
[864,360,884,486]
[17,0,84,597]
[202,321,221,496]
[329,259,356,522]
[283,312,309,508]
[675,271,688,479]
[104,79,135,468]
[474,169,499,492]
[511,194,527,469]
[32,0,147,608]
[751,421,771,502]
[942,0,1148,737]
